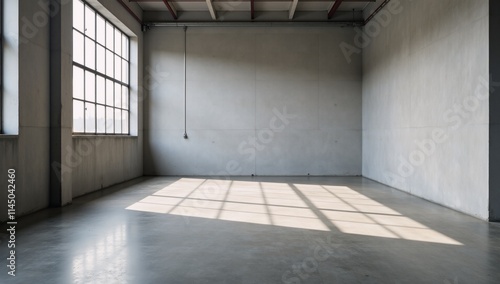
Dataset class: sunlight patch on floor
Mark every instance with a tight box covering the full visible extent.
[126,178,462,245]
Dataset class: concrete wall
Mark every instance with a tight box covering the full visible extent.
[362,0,490,219]
[72,0,144,197]
[72,136,142,197]
[0,0,51,221]
[144,27,362,176]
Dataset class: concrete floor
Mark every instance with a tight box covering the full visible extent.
[1,176,500,284]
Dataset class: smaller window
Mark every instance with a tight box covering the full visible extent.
[0,0,3,133]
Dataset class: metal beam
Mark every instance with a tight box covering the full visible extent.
[206,0,217,20]
[288,0,299,20]
[131,0,374,2]
[145,21,364,27]
[327,0,344,19]
[115,0,142,24]
[364,0,390,25]
[162,0,178,20]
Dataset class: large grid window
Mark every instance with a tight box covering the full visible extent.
[73,0,130,134]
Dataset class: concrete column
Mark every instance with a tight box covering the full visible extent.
[50,0,73,206]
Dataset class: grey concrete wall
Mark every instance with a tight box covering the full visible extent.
[72,136,142,197]
[0,0,52,221]
[362,0,490,219]
[72,0,143,198]
[144,27,362,176]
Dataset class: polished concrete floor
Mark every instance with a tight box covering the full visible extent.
[1,176,500,284]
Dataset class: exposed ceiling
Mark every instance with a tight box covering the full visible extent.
[129,0,386,23]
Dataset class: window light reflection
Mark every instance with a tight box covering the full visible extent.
[126,178,462,245]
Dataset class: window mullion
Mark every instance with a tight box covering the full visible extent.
[113,26,116,134]
[82,2,86,133]
[94,10,97,134]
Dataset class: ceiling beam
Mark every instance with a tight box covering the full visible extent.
[131,0,374,2]
[116,0,142,24]
[364,0,390,25]
[162,0,178,20]
[206,0,217,20]
[288,0,299,20]
[327,0,344,19]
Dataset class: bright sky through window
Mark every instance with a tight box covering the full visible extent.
[73,0,130,134]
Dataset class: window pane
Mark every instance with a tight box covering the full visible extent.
[106,50,114,77]
[122,59,129,84]
[85,103,96,133]
[106,107,114,133]
[115,109,122,134]
[115,30,122,56]
[106,23,114,50]
[84,5,95,39]
[73,100,85,132]
[85,38,95,70]
[73,0,84,32]
[96,75,105,104]
[96,15,105,45]
[115,83,122,108]
[96,44,105,74]
[73,32,84,65]
[122,111,129,134]
[122,87,129,110]
[122,35,129,60]
[97,105,105,133]
[85,71,95,102]
[115,54,121,81]
[73,66,84,100]
[106,79,114,106]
